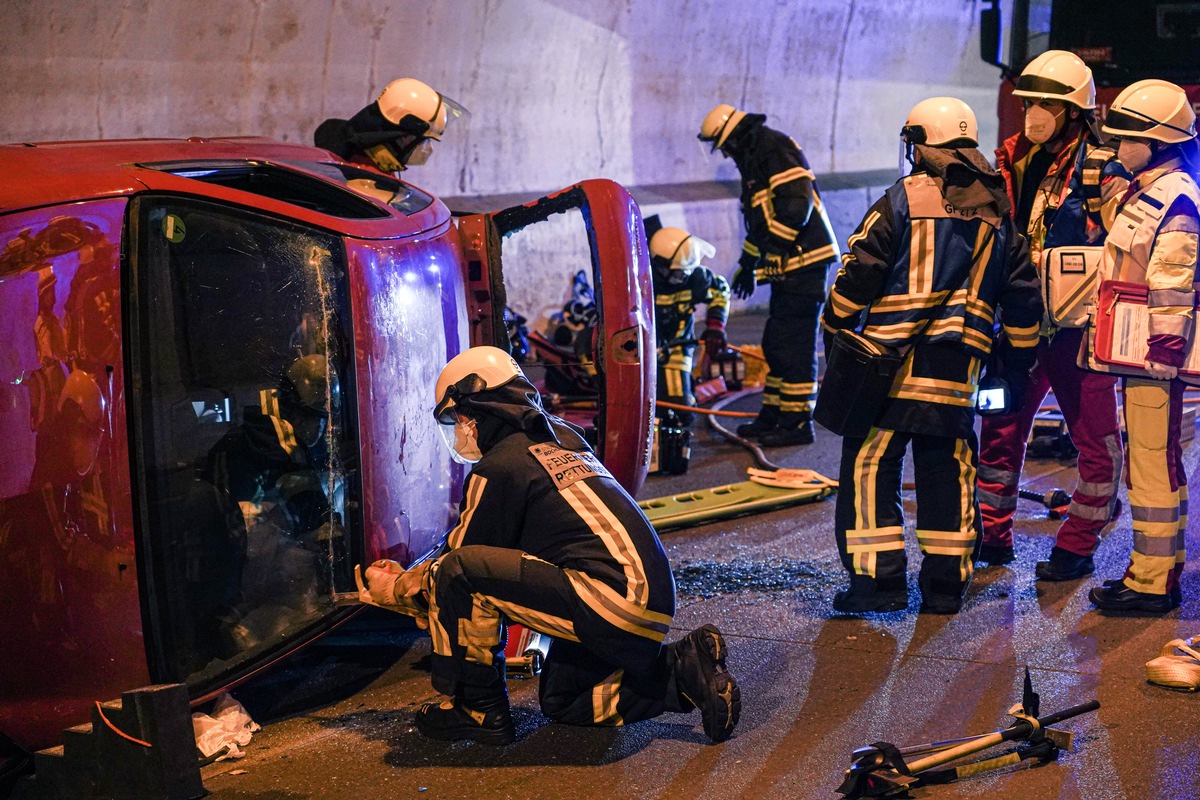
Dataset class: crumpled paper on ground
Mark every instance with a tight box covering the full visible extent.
[192,694,261,760]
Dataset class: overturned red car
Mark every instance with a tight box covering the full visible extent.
[0,136,654,759]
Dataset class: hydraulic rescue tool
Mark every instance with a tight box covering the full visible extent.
[837,670,1099,798]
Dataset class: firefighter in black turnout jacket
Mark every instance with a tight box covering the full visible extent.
[360,347,741,744]
[699,104,840,446]
[822,98,1042,614]
[649,223,731,424]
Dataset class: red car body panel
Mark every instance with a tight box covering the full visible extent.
[0,138,652,753]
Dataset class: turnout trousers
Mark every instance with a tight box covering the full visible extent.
[759,268,826,427]
[977,329,1123,556]
[426,545,679,726]
[835,428,979,598]
[657,344,697,424]
[1121,378,1188,597]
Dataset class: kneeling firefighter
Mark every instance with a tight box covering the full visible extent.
[821,98,1043,614]
[361,346,741,744]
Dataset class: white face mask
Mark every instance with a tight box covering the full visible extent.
[1024,104,1065,145]
[439,415,482,464]
[1117,138,1154,174]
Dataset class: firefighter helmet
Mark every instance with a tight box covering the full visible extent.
[1102,79,1197,144]
[901,97,979,147]
[1013,50,1096,110]
[433,346,522,423]
[376,78,468,142]
[699,104,747,152]
[649,227,716,276]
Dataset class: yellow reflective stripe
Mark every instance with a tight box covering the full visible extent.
[591,670,624,725]
[743,240,760,257]
[769,166,815,188]
[779,400,814,413]
[260,389,299,455]
[561,482,648,604]
[1003,322,1041,346]
[844,526,906,554]
[780,381,818,395]
[910,219,936,294]
[768,218,800,240]
[828,287,864,318]
[486,594,580,642]
[447,474,488,550]
[795,244,837,267]
[459,593,503,665]
[565,570,672,641]
[848,210,881,252]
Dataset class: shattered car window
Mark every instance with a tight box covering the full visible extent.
[132,197,360,685]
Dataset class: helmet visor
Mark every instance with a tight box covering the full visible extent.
[1014,73,1075,98]
[1103,108,1161,134]
[673,235,716,270]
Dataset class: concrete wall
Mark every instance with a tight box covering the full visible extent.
[0,0,1004,330]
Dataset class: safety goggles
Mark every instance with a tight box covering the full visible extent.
[433,372,487,424]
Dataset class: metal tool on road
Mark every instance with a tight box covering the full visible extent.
[837,669,1099,798]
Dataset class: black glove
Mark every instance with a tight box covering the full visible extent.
[732,252,759,299]
[701,327,727,355]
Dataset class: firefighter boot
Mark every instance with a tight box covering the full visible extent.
[736,406,780,438]
[415,682,516,745]
[1035,546,1095,581]
[670,624,741,742]
[832,575,908,613]
[977,543,1015,566]
[759,421,816,447]
[1089,582,1177,615]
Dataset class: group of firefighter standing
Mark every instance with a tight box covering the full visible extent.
[323,52,1197,749]
[658,51,1198,618]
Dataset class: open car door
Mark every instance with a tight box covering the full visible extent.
[455,179,654,494]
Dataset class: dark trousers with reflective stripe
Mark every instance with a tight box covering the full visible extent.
[978,330,1122,555]
[427,545,675,725]
[835,428,979,598]
[1121,378,1188,597]
[760,267,826,427]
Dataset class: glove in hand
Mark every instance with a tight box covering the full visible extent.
[701,327,727,355]
[732,263,757,299]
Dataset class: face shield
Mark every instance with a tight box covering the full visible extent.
[405,138,435,166]
[438,413,482,464]
[667,234,716,284]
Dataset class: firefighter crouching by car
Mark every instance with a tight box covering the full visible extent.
[1086,80,1200,614]
[699,104,840,446]
[360,347,741,744]
[821,98,1043,615]
[648,222,731,426]
[976,50,1131,580]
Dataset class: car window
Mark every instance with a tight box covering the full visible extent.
[129,196,360,686]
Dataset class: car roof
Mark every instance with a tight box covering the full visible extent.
[0,137,449,239]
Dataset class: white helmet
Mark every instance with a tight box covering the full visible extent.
[433,346,522,423]
[698,103,747,152]
[376,78,468,141]
[901,97,979,147]
[1102,79,1197,144]
[649,227,716,274]
[1013,50,1096,110]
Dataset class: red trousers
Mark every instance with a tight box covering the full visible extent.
[978,329,1122,556]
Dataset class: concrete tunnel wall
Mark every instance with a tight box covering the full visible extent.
[0,0,1004,333]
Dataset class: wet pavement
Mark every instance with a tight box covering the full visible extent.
[201,314,1200,800]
